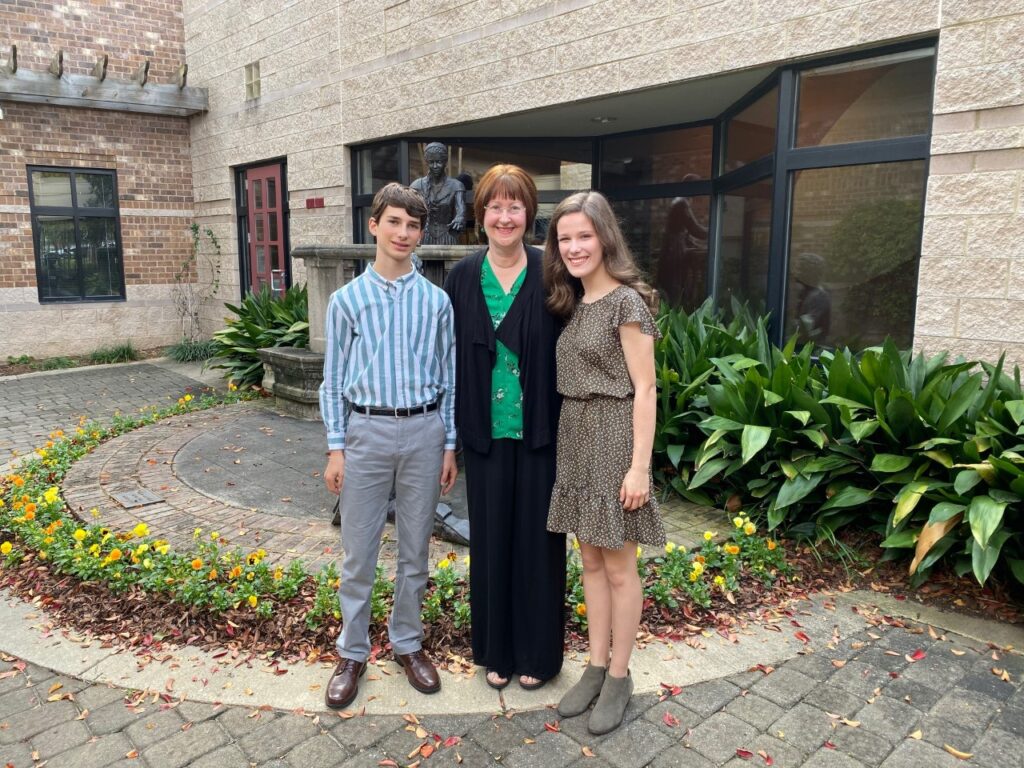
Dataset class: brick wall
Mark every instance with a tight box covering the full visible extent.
[0,1,195,358]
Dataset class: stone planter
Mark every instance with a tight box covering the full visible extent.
[257,346,324,420]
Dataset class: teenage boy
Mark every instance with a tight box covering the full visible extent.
[320,182,458,709]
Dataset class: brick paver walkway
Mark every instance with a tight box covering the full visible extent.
[2,618,1021,767]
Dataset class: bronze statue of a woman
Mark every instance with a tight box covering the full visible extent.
[411,142,466,245]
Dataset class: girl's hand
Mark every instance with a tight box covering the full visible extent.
[619,466,650,511]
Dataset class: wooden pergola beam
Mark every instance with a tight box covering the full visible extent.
[0,68,208,116]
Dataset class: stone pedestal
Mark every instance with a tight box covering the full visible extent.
[292,243,476,354]
[257,346,324,420]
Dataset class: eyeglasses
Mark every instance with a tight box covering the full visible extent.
[484,204,527,217]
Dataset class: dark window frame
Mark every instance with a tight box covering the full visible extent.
[347,38,936,345]
[27,165,126,303]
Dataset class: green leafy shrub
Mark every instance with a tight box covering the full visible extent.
[39,357,76,370]
[209,285,309,387]
[166,338,219,363]
[89,343,140,364]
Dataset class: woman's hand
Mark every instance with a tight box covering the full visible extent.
[619,466,650,511]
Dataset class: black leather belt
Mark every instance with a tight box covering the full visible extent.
[351,401,438,418]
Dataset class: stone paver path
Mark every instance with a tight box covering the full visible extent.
[2,619,1022,767]
[0,363,211,462]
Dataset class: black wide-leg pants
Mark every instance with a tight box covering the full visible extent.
[463,439,566,680]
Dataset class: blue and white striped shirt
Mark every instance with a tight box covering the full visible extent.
[319,264,456,451]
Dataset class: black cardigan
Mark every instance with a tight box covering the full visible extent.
[444,246,561,454]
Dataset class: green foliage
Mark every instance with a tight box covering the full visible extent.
[39,357,76,370]
[89,342,140,364]
[166,338,219,363]
[209,285,309,387]
[653,302,1024,588]
[7,355,33,365]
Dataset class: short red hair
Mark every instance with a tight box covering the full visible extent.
[474,164,538,238]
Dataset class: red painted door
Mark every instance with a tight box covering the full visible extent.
[245,163,286,294]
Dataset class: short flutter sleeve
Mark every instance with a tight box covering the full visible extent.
[611,287,661,340]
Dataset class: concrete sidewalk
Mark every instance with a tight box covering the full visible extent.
[2,360,1024,767]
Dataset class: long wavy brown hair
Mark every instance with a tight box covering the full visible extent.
[543,191,658,319]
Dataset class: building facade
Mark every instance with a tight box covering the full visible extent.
[1,0,205,359]
[3,1,1022,365]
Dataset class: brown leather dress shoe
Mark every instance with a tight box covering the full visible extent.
[395,650,441,694]
[325,658,366,709]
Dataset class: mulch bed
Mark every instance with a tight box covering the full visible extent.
[0,347,168,377]
[1,532,1019,671]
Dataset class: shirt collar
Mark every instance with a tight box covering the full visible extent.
[366,263,418,293]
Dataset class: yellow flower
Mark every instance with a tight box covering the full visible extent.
[714,575,725,586]
[636,545,643,558]
[724,544,740,556]
[733,516,744,529]
[88,544,101,556]
[43,536,54,545]
[689,572,699,582]
[437,558,451,569]
[39,551,47,560]
[133,523,150,538]
[572,538,580,550]
[273,568,283,581]
[257,549,266,559]
[228,381,238,392]
[156,543,170,556]
[767,539,777,551]
[193,527,202,538]
[136,543,149,554]
[462,555,470,567]
[183,394,193,402]
[210,531,220,540]
[575,603,587,616]
[665,542,677,554]
[191,558,203,570]
[691,561,704,576]
[248,595,258,608]
[246,572,254,581]
[703,531,714,541]
[36,448,47,459]
[90,507,100,519]
[73,529,88,542]
[44,487,60,504]
[743,522,756,536]
[0,499,5,509]
[143,558,153,569]
[0,542,12,555]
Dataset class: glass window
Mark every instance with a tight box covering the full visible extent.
[796,49,934,147]
[601,126,713,187]
[716,179,772,316]
[786,160,926,349]
[29,168,124,302]
[611,196,711,312]
[356,144,400,195]
[724,87,778,172]
[407,140,592,193]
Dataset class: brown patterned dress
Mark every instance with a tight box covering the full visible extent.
[547,285,667,549]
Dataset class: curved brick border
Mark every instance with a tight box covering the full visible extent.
[62,403,464,572]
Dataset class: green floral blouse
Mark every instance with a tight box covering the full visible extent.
[481,257,526,440]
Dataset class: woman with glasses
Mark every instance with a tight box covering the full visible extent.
[444,164,565,691]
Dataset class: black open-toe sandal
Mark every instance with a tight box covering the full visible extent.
[518,674,549,691]
[485,670,511,690]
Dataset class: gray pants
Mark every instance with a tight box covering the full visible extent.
[336,410,444,661]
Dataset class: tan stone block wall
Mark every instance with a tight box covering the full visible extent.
[0,286,185,360]
[918,3,1024,365]
[184,0,346,338]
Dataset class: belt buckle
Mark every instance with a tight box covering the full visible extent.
[393,406,402,418]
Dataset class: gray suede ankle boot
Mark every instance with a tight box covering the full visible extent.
[587,670,633,734]
[557,664,606,718]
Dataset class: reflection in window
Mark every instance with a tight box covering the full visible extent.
[724,87,778,172]
[786,161,926,349]
[602,126,713,187]
[29,168,123,302]
[716,179,772,316]
[797,50,934,147]
[356,144,400,195]
[612,197,710,312]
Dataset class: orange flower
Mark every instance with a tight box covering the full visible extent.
[109,548,123,562]
[229,565,242,579]
[24,503,37,515]
[208,569,218,581]
[24,510,35,521]
[724,544,740,556]
[191,558,203,571]
[767,539,777,551]
[12,476,25,487]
